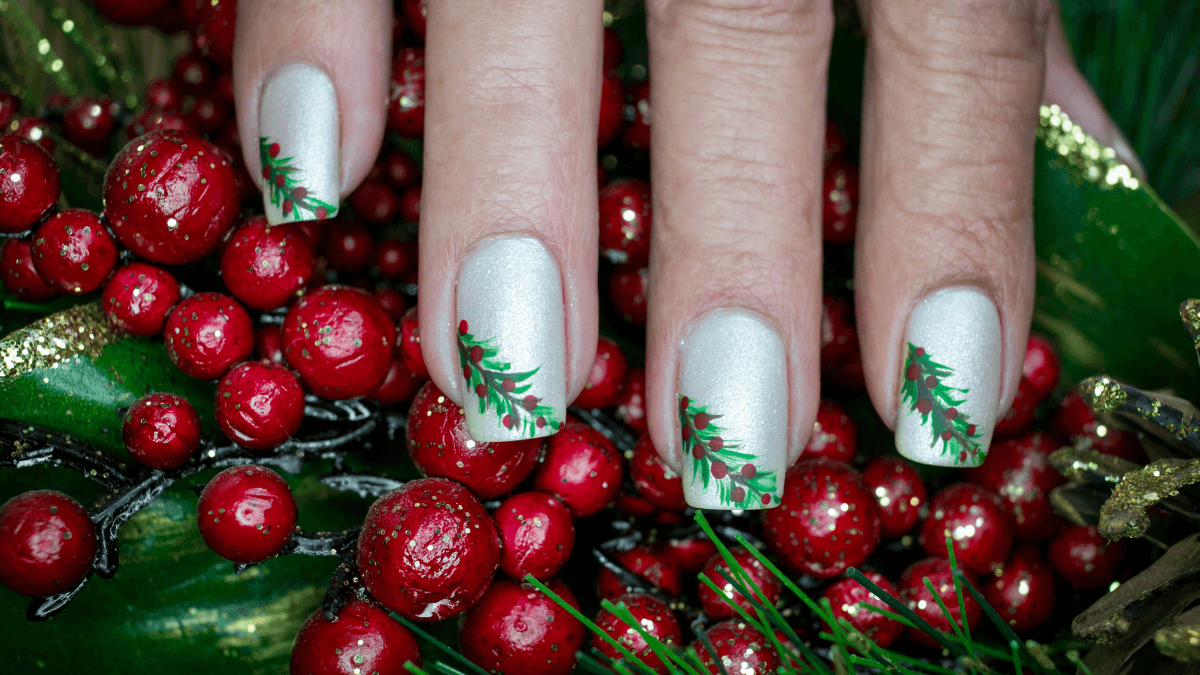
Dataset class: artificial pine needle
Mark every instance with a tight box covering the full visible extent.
[392,616,491,675]
[943,536,977,663]
[601,599,703,675]
[845,568,963,656]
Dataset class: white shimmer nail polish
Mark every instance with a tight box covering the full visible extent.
[259,63,339,225]
[678,310,787,510]
[895,287,1001,468]
[456,236,566,442]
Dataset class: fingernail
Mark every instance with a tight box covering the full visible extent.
[1107,127,1148,184]
[259,63,340,224]
[678,309,787,510]
[456,235,566,441]
[895,286,1001,467]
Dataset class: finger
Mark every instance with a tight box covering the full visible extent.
[417,0,602,442]
[644,0,832,510]
[856,0,1049,467]
[234,0,392,224]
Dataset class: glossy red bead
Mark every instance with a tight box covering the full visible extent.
[375,239,415,279]
[918,483,1014,575]
[597,545,683,600]
[983,545,1057,632]
[654,536,718,576]
[861,456,927,538]
[61,96,120,151]
[609,264,648,325]
[388,48,425,138]
[460,578,584,675]
[348,179,399,224]
[216,361,306,450]
[622,80,651,149]
[822,571,905,648]
[531,423,624,518]
[398,185,421,223]
[963,431,1066,541]
[255,324,285,364]
[0,136,60,233]
[614,366,648,434]
[122,392,201,470]
[573,336,628,409]
[172,51,213,94]
[592,594,682,675]
[281,285,395,399]
[321,220,375,273]
[396,306,429,380]
[803,399,857,463]
[290,599,422,675]
[1048,524,1126,590]
[493,491,575,581]
[1,238,59,302]
[382,150,419,189]
[220,217,316,310]
[93,0,171,25]
[629,434,685,511]
[102,262,181,336]
[822,159,859,244]
[192,0,236,67]
[0,490,96,597]
[197,465,297,563]
[164,291,254,380]
[31,208,118,294]
[368,357,424,407]
[900,557,982,648]
[598,75,625,147]
[144,78,183,111]
[7,116,55,153]
[994,377,1038,437]
[697,547,782,621]
[1022,334,1061,403]
[692,621,779,675]
[598,179,652,266]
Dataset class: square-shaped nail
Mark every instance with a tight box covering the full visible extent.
[678,310,787,510]
[259,63,340,224]
[895,286,1001,467]
[456,235,566,441]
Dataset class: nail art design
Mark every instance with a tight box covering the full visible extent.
[678,309,787,510]
[894,287,1001,468]
[458,319,560,438]
[679,396,777,508]
[258,62,339,225]
[258,138,337,221]
[456,236,567,442]
[900,344,985,464]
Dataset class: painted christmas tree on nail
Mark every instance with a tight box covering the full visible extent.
[259,137,338,221]
[679,396,777,508]
[900,343,985,464]
[458,319,559,438]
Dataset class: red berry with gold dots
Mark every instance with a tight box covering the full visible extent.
[62,95,120,151]
[598,179,652,266]
[963,431,1066,541]
[31,209,117,294]
[1,238,59,302]
[822,571,905,648]
[164,291,254,380]
[861,456,927,538]
[597,544,683,600]
[460,578,585,675]
[630,434,685,511]
[615,366,648,434]
[126,110,195,141]
[102,262,181,336]
[697,547,782,621]
[197,465,297,564]
[654,536,718,576]
[1022,334,1061,403]
[918,483,1014,576]
[900,558,982,648]
[609,264,648,325]
[289,599,422,675]
[215,361,306,450]
[592,594,681,675]
[0,136,59,233]
[803,399,857,463]
[321,220,375,273]
[493,491,575,581]
[397,306,429,379]
[0,490,97,597]
[388,48,425,138]
[692,621,780,675]
[122,392,201,470]
[1048,524,1126,590]
[822,159,859,244]
[220,217,316,310]
[573,336,628,409]
[530,423,623,518]
[597,75,625,147]
[622,80,651,149]
[369,357,424,407]
[282,285,396,399]
[983,544,1057,632]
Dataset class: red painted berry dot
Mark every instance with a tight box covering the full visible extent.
[268,142,280,157]
[470,345,483,363]
[501,377,515,392]
[692,444,705,460]
[502,415,514,429]
[915,347,925,357]
[916,399,933,415]
[197,465,297,564]
[314,206,327,220]
[762,494,771,505]
[741,463,756,479]
[475,383,487,398]
[536,416,546,428]
[925,375,938,388]
[731,487,746,503]
[710,436,723,451]
[462,365,472,380]
[711,460,728,479]
[967,424,977,435]
[458,320,468,335]
[694,412,710,430]
[945,407,958,421]
[679,397,689,412]
[941,430,953,441]
[522,395,537,411]
[906,363,920,380]
[292,186,307,201]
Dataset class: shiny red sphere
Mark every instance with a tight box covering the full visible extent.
[165,292,254,380]
[0,136,60,233]
[290,599,422,675]
[197,465,298,564]
[697,547,782,621]
[573,336,628,409]
[215,361,306,450]
[220,217,316,310]
[629,434,685,511]
[803,399,857,463]
[460,578,585,675]
[0,490,96,597]
[122,392,201,470]
[1,238,59,302]
[388,48,425,138]
[919,483,1015,575]
[861,456,927,538]
[102,263,181,336]
[31,208,118,294]
[531,423,624,518]
[822,571,905,648]
[281,285,395,399]
[592,594,681,675]
[598,179,652,266]
[493,491,575,581]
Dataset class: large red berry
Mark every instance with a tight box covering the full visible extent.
[919,483,1014,576]
[983,545,1056,632]
[197,465,297,563]
[375,239,416,279]
[1,238,59,302]
[597,545,683,600]
[356,479,497,618]
[1022,334,1060,403]
[762,458,881,578]
[1051,389,1094,439]
[388,48,425,138]
[192,0,236,67]
[125,110,195,141]
[822,571,904,648]
[697,547,782,621]
[103,130,239,264]
[369,358,424,407]
[165,292,254,380]
[290,599,422,675]
[1049,390,1145,462]
[321,220,376,273]
[598,75,625,147]
[622,80,651,149]
[396,306,429,379]
[963,431,1066,541]
[31,209,118,294]
[598,179,652,266]
[1048,524,1126,590]
[122,392,201,470]
[61,96,120,151]
[861,456,927,538]
[803,399,857,463]
[994,377,1038,437]
[406,381,542,498]
[282,285,395,399]
[822,159,859,244]
[348,179,399,224]
[692,621,779,675]
[573,336,628,409]
[900,558,982,648]
[220,217,316,310]
[8,116,55,153]
[531,423,624,517]
[460,578,584,675]
[615,366,648,434]
[609,264,648,325]
[630,434,685,511]
[654,535,717,576]
[102,262,181,336]
[494,491,575,581]
[216,361,306,450]
[0,490,96,597]
[592,594,681,675]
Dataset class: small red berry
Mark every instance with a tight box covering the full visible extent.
[144,78,182,111]
[603,26,624,72]
[822,159,859,244]
[824,119,847,164]
[614,367,648,433]
[282,285,395,399]
[398,185,421,223]
[630,435,685,511]
[692,621,779,675]
[916,398,933,415]
[0,490,96,597]
[621,80,651,149]
[290,599,422,675]
[572,336,628,409]
[220,217,316,310]
[995,377,1038,437]
[983,545,1057,632]
[598,75,625,147]
[321,220,375,273]
[862,456,927,538]
[374,239,415,279]
[1022,334,1061,403]
[597,545,683,600]
[388,48,426,138]
[592,593,681,675]
[900,558,982,648]
[192,0,236,67]
[1048,524,1126,590]
[197,466,297,564]
[215,361,305,450]
[598,179,651,266]
[653,536,718,576]
[493,491,575,581]
[122,392,201,470]
[460,578,585,675]
[963,431,1066,541]
[30,209,117,295]
[369,357,424,407]
[8,116,55,153]
[609,264,648,325]
[530,423,624,517]
[397,306,429,380]
[103,263,181,336]
[62,96,120,152]
[400,0,427,41]
[381,150,419,188]
[919,483,1014,575]
[348,178,399,224]
[125,110,195,141]
[820,294,857,366]
[255,324,285,364]
[373,288,407,321]
[822,571,905,648]
[697,547,782,620]
[164,292,254,380]
[1,238,59,302]
[803,399,857,463]
[172,52,212,94]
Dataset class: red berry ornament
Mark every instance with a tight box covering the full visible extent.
[0,490,96,597]
[994,377,1038,436]
[400,0,427,41]
[184,94,231,134]
[1022,334,1061,403]
[603,26,624,72]
[609,264,648,325]
[763,458,882,578]
[321,220,376,273]
[900,558,982,648]
[164,292,254,380]
[697,547,782,621]
[592,594,682,675]
[220,217,316,310]
[357,478,499,622]
[1048,524,1126,590]
[597,545,683,600]
[963,431,1066,541]
[348,179,399,224]
[398,185,421,223]
[31,209,118,294]
[103,131,240,264]
[919,483,1014,575]
[861,456,927,538]
[598,75,625,147]
[1,238,59,302]
[282,285,396,399]
[824,119,847,164]
[192,0,236,68]
[62,96,120,151]
[8,116,55,153]
[822,571,904,648]
[255,324,285,364]
[615,366,648,434]
[531,423,624,517]
[145,78,182,111]
[93,0,171,25]
[573,336,628,409]
[122,392,201,470]
[983,545,1057,632]
[598,179,652,266]
[630,434,685,511]
[397,306,429,379]
[375,239,415,279]
[126,110,195,141]
[654,535,717,576]
[382,150,419,188]
[0,137,59,233]
[460,578,585,675]
[406,381,542,498]
[369,358,424,407]
[216,361,306,450]
[102,263,181,336]
[803,399,857,463]
[290,599,422,675]
[622,80,651,149]
[172,52,212,94]
[388,48,425,138]
[822,159,859,244]
[494,491,575,581]
[374,288,407,321]
[197,466,297,563]
[692,621,779,675]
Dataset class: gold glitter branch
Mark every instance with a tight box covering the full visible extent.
[0,301,125,383]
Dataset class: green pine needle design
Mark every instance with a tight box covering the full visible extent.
[458,324,559,438]
[679,396,777,508]
[900,343,986,464]
[259,137,338,222]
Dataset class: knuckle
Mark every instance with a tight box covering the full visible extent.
[650,0,833,44]
[872,0,1050,73]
